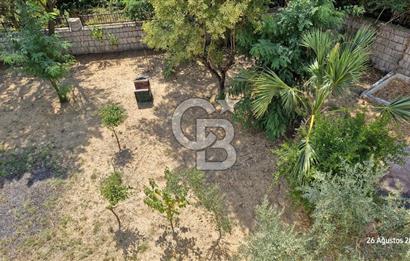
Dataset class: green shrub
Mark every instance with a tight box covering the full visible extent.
[100,171,129,229]
[107,33,119,46]
[239,199,309,261]
[1,3,74,104]
[275,113,407,187]
[303,161,410,260]
[232,0,345,140]
[240,162,410,260]
[166,168,232,239]
[99,104,127,151]
[123,0,154,21]
[238,0,344,83]
[144,168,189,234]
[90,26,104,41]
[312,113,406,173]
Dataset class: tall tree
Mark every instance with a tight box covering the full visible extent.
[142,0,268,97]
[0,3,74,103]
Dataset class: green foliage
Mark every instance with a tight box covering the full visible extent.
[100,171,129,208]
[99,103,127,151]
[303,161,410,260]
[144,168,189,232]
[311,113,406,173]
[378,97,410,123]
[238,0,344,83]
[0,3,74,103]
[230,70,300,140]
[232,0,345,140]
[166,168,232,237]
[143,0,269,95]
[276,113,407,187]
[107,32,119,46]
[122,0,153,21]
[0,145,63,178]
[241,162,410,260]
[90,26,104,41]
[0,0,20,29]
[99,104,127,129]
[100,170,129,229]
[239,199,309,260]
[250,27,377,177]
[336,0,410,26]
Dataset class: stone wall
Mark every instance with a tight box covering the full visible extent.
[57,21,145,55]
[0,21,146,55]
[346,17,410,76]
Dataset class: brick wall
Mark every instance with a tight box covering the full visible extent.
[57,21,145,55]
[346,17,410,76]
[0,21,146,55]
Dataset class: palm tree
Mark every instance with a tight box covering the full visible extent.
[251,27,410,183]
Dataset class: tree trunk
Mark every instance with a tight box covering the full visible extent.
[112,129,121,151]
[45,0,56,35]
[48,20,55,35]
[50,80,63,103]
[218,72,226,99]
[109,207,121,230]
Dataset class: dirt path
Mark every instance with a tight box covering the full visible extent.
[0,51,308,260]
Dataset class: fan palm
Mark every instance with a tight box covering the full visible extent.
[251,27,410,183]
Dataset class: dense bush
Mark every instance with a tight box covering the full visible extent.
[303,161,410,259]
[336,0,410,26]
[241,162,410,260]
[56,0,124,14]
[231,0,345,140]
[275,113,407,186]
[239,200,308,260]
[238,0,344,83]
[122,0,153,21]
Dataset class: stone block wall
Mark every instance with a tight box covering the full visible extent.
[0,21,146,55]
[57,21,146,55]
[346,17,410,76]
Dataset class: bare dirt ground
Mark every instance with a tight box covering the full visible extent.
[0,51,308,260]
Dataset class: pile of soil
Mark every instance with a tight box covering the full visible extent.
[373,78,410,101]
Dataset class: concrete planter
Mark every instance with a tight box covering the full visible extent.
[361,72,410,105]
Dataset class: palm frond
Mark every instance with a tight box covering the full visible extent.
[229,69,257,96]
[293,138,317,181]
[378,97,410,123]
[345,26,376,53]
[301,30,335,67]
[324,27,375,95]
[251,70,303,118]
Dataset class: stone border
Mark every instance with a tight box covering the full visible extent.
[361,72,410,105]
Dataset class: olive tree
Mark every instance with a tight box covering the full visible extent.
[99,104,127,151]
[100,171,130,230]
[142,0,268,97]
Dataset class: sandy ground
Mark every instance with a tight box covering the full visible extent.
[0,51,308,260]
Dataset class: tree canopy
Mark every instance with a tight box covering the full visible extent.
[142,0,269,96]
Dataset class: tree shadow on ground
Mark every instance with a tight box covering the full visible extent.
[206,237,231,261]
[131,59,308,230]
[114,148,134,167]
[114,227,146,259]
[155,225,203,261]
